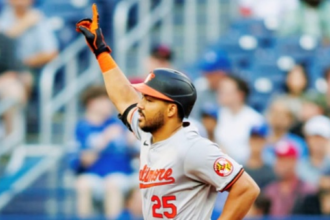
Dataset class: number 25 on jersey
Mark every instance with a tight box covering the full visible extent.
[151,195,177,218]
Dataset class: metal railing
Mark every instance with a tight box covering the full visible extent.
[113,0,175,74]
[113,0,225,74]
[0,99,25,156]
[39,36,100,144]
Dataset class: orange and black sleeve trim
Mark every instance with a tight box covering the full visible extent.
[118,103,137,132]
[220,168,245,192]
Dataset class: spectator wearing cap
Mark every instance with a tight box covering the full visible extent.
[200,103,219,142]
[296,116,330,186]
[145,44,173,73]
[294,166,330,215]
[245,123,276,189]
[264,141,316,216]
[190,49,231,119]
[290,92,327,138]
[130,44,173,84]
[263,99,308,165]
[215,75,264,164]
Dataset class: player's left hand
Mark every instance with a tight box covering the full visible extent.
[76,4,111,57]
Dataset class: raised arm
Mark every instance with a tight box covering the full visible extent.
[76,4,139,115]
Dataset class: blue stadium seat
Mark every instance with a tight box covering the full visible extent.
[275,36,320,64]
[230,18,275,49]
[245,64,285,112]
[307,47,330,91]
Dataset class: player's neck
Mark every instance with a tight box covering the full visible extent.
[151,121,182,143]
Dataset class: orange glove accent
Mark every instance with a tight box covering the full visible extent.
[76,4,111,57]
[97,53,117,73]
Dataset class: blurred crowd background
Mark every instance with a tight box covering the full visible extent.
[1,0,330,219]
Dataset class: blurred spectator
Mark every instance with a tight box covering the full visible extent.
[246,194,272,219]
[245,123,276,189]
[191,49,230,119]
[279,0,330,41]
[264,141,316,216]
[238,0,298,25]
[144,44,173,73]
[69,85,138,219]
[0,0,59,69]
[215,75,263,164]
[296,116,330,186]
[323,67,330,110]
[290,92,327,138]
[274,65,309,117]
[294,167,330,215]
[263,99,308,165]
[0,33,28,136]
[200,103,218,142]
[130,44,173,84]
[117,187,143,220]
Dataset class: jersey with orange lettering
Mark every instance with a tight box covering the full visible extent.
[130,109,244,220]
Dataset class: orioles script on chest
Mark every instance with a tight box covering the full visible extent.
[139,165,175,188]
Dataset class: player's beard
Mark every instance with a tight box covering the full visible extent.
[139,110,165,133]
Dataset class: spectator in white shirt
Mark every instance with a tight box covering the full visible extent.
[215,75,264,164]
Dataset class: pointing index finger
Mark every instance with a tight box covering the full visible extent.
[91,3,99,31]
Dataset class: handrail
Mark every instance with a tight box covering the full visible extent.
[113,0,140,66]
[0,145,63,211]
[113,0,174,75]
[206,0,221,43]
[184,0,197,63]
[39,36,96,144]
[0,99,25,156]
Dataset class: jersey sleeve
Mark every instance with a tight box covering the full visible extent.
[184,139,244,192]
[129,107,143,140]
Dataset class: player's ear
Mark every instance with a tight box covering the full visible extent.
[166,103,177,118]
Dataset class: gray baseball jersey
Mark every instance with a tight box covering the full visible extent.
[130,108,244,220]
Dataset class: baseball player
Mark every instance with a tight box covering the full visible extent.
[76,4,260,220]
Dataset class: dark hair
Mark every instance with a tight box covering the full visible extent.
[80,85,108,107]
[301,0,323,8]
[226,75,250,102]
[151,44,173,61]
[284,64,309,93]
[324,67,330,80]
[254,194,272,215]
[176,104,185,121]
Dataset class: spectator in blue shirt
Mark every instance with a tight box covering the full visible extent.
[69,85,139,219]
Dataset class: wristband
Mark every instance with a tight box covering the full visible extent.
[97,52,117,73]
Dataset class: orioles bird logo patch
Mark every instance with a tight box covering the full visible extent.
[144,72,155,83]
[213,157,233,177]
